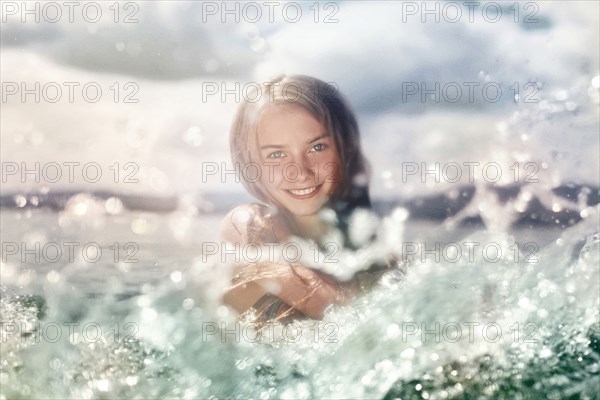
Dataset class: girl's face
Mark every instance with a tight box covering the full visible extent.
[255,105,341,218]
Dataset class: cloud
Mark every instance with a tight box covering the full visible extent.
[254,1,599,114]
[1,1,598,198]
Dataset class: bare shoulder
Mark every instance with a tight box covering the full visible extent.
[219,203,277,244]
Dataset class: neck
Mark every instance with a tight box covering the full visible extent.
[292,214,330,242]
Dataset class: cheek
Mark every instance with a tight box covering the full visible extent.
[317,153,342,184]
[260,162,285,188]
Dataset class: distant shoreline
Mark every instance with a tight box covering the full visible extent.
[1,183,598,229]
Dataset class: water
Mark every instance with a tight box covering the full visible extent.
[1,2,598,398]
[1,203,598,399]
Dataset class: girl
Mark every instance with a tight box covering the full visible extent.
[220,74,377,324]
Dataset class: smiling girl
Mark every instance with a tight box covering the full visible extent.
[220,75,375,323]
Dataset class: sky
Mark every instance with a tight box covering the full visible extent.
[1,0,598,200]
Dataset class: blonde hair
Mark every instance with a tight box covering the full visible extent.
[229,74,371,240]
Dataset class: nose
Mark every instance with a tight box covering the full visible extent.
[294,155,316,185]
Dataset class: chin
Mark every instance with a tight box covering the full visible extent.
[287,207,321,217]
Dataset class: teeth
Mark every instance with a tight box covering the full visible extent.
[289,186,318,196]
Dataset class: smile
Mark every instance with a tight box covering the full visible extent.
[286,184,323,199]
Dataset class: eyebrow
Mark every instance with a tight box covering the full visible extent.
[260,133,330,150]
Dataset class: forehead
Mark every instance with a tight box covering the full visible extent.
[257,105,326,145]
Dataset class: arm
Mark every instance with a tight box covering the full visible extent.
[219,205,356,319]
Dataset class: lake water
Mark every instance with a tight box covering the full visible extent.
[1,204,598,399]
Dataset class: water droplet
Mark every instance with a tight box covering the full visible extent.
[131,218,148,234]
[95,379,110,392]
[14,195,27,208]
[125,376,138,386]
[47,270,60,283]
[250,37,267,53]
[555,90,568,101]
[183,126,203,147]
[182,298,194,310]
[170,270,182,283]
[141,307,157,321]
[104,197,123,215]
[539,347,552,358]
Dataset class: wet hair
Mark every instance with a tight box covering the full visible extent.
[229,74,372,248]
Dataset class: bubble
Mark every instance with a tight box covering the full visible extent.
[115,42,125,52]
[104,197,123,215]
[141,307,157,321]
[131,218,148,234]
[46,270,60,283]
[125,376,138,386]
[49,358,62,370]
[235,357,251,370]
[233,209,251,225]
[183,126,203,147]
[64,194,105,217]
[182,298,195,310]
[250,37,268,53]
[136,295,151,307]
[555,90,569,101]
[353,172,369,187]
[170,270,182,283]
[148,167,169,191]
[14,195,27,208]
[539,347,552,358]
[385,323,400,339]
[95,379,110,392]
[348,208,379,246]
[391,207,409,222]
[360,369,376,387]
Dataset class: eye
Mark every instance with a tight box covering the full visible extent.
[268,151,284,159]
[311,143,326,152]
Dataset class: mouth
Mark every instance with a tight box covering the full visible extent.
[285,184,323,199]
